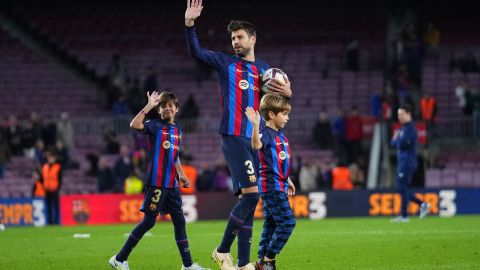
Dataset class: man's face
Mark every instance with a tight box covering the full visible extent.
[231,29,255,57]
[397,108,411,124]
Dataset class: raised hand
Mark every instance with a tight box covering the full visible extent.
[185,0,204,27]
[245,107,261,126]
[147,91,161,108]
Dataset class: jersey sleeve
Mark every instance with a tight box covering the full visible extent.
[259,129,270,150]
[141,119,160,135]
[185,26,225,70]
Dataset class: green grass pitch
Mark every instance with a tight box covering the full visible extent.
[1,216,479,269]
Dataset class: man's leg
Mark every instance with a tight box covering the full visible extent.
[217,193,259,253]
[237,211,254,267]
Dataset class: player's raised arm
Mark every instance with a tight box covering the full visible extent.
[185,0,224,69]
[245,107,263,150]
[185,0,203,27]
[130,91,161,130]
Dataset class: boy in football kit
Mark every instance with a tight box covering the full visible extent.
[245,94,296,270]
[185,1,292,270]
[109,91,209,270]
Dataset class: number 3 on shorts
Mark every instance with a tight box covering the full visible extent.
[244,160,255,175]
[151,189,162,203]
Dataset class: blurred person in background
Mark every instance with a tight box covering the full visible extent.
[455,78,473,115]
[345,107,363,164]
[41,150,62,225]
[114,145,133,192]
[97,156,115,193]
[391,104,430,222]
[124,169,144,195]
[312,111,333,150]
[0,123,11,179]
[31,170,45,198]
[298,159,319,192]
[6,115,22,156]
[56,112,74,151]
[472,88,480,138]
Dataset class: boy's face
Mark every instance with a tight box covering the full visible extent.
[270,110,290,129]
[158,101,178,122]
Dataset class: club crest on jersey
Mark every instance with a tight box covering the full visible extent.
[249,175,257,182]
[279,151,287,160]
[149,203,157,211]
[163,141,171,149]
[239,79,249,90]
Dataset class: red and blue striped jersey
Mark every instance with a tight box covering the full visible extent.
[186,26,271,138]
[141,119,182,188]
[258,127,291,193]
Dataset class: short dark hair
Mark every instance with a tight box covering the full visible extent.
[227,20,256,37]
[399,104,412,114]
[158,91,179,108]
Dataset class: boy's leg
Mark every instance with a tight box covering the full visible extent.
[116,186,165,262]
[264,192,296,260]
[116,214,156,262]
[166,189,193,267]
[171,209,193,267]
[258,197,275,260]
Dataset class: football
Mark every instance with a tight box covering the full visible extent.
[261,68,287,93]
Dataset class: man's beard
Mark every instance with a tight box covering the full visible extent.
[235,47,250,57]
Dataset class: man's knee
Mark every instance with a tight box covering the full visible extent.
[242,192,260,211]
[141,214,156,230]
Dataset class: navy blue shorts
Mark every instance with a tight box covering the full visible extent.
[140,186,183,217]
[221,135,259,195]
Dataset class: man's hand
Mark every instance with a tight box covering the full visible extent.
[179,175,191,188]
[287,177,296,196]
[185,0,204,27]
[245,107,261,126]
[267,74,292,97]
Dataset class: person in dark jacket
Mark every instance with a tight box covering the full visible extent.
[390,104,430,222]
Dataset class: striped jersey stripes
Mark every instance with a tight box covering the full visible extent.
[186,26,270,138]
[258,127,291,193]
[142,119,182,188]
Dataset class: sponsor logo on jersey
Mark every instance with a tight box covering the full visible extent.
[239,79,249,90]
[163,141,171,149]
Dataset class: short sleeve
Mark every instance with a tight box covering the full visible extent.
[259,129,270,150]
[141,120,159,135]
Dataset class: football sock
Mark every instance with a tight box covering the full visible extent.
[171,210,193,267]
[218,193,259,253]
[237,212,254,267]
[117,214,156,262]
